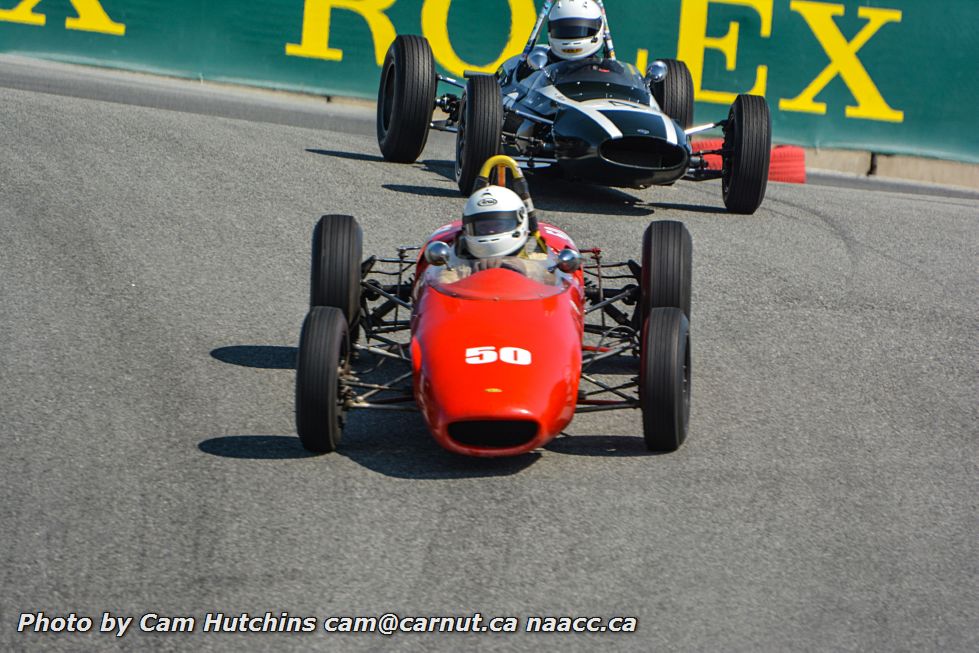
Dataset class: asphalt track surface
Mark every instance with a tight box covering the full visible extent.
[1,57,976,652]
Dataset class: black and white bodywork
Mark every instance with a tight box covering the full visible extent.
[375,0,773,214]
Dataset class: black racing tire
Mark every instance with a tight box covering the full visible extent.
[377,35,437,163]
[311,215,362,333]
[640,220,692,322]
[455,74,502,195]
[639,307,691,453]
[722,94,771,214]
[651,59,694,129]
[296,307,349,453]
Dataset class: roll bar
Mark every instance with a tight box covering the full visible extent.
[474,155,540,236]
[520,1,554,63]
[595,0,617,60]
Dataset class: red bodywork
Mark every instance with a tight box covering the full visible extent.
[410,221,585,457]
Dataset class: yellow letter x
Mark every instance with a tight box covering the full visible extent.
[0,0,125,35]
[780,1,902,122]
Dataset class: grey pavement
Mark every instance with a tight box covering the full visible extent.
[0,58,976,652]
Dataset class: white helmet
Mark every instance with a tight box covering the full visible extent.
[462,186,530,259]
[548,0,605,61]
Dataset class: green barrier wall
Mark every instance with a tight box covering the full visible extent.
[2,0,976,162]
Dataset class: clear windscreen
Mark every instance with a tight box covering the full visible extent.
[548,59,651,104]
[425,255,570,300]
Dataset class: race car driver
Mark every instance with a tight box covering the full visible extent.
[517,0,607,80]
[460,185,532,260]
[437,184,551,283]
[545,0,606,62]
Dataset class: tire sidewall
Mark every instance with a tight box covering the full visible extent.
[722,95,772,213]
[454,90,468,184]
[376,48,398,145]
[311,215,363,332]
[639,220,693,321]
[722,100,741,199]
[639,308,690,452]
[296,307,349,453]
[455,76,502,195]
[652,59,694,130]
[376,35,436,163]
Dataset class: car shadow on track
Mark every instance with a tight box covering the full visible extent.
[420,159,656,217]
[340,412,541,479]
[211,345,296,369]
[647,202,726,215]
[204,345,541,478]
[544,435,660,457]
[305,148,724,217]
[198,431,540,479]
[381,183,460,198]
[199,435,315,459]
[305,148,385,163]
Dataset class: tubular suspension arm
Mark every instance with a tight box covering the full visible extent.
[582,344,634,368]
[347,402,418,412]
[575,402,638,413]
[350,371,413,402]
[585,287,637,314]
[685,121,726,137]
[354,343,409,363]
[437,73,465,89]
[581,379,638,398]
[361,280,411,310]
[581,373,635,402]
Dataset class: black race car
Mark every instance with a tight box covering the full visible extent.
[375,0,772,214]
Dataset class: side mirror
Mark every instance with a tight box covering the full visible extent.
[425,241,451,267]
[527,48,549,72]
[646,60,668,84]
[554,248,581,273]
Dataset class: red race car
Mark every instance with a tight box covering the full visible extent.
[296,156,692,458]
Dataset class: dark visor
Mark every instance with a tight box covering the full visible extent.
[464,212,520,237]
[549,17,602,40]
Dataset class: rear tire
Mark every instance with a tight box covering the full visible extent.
[640,220,692,321]
[651,59,694,130]
[377,35,437,163]
[311,215,362,334]
[640,308,691,453]
[296,307,349,453]
[722,94,771,214]
[455,75,502,195]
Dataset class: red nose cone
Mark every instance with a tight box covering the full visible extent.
[413,270,583,457]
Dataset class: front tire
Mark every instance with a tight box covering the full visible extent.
[311,214,362,333]
[377,35,437,163]
[640,220,692,322]
[455,75,502,195]
[650,59,694,130]
[722,94,771,214]
[296,307,349,453]
[640,308,691,453]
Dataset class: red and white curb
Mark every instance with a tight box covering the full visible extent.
[691,139,807,184]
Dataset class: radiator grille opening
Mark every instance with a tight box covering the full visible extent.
[447,420,539,448]
[600,137,686,169]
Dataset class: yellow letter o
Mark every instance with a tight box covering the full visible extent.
[421,0,537,77]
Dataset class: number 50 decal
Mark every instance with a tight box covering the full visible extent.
[465,346,532,366]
